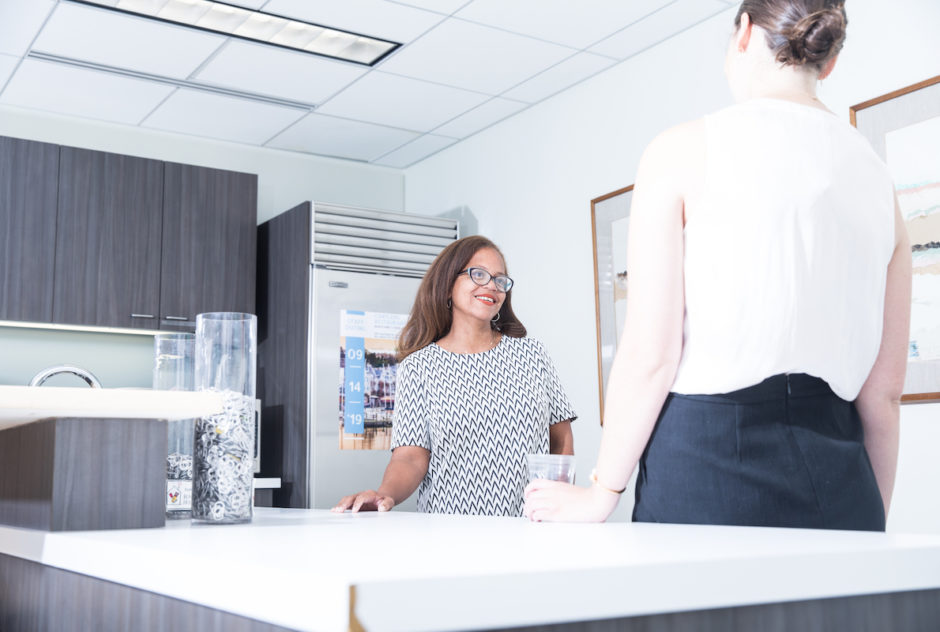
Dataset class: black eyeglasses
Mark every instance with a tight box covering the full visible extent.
[457,267,514,292]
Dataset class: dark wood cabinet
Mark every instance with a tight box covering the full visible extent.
[0,137,59,322]
[53,147,164,329]
[0,135,258,331]
[160,164,257,329]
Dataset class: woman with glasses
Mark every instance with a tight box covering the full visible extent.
[525,0,910,530]
[333,235,576,516]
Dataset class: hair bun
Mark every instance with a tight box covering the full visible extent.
[779,7,846,67]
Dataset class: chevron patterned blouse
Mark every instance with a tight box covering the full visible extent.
[391,335,576,516]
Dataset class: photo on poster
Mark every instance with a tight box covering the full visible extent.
[886,116,940,373]
[339,310,409,450]
[852,74,940,400]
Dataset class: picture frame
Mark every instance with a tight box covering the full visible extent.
[851,75,940,403]
[590,185,633,422]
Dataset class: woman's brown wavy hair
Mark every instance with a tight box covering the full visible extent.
[397,235,526,361]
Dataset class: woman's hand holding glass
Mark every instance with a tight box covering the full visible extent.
[523,480,619,522]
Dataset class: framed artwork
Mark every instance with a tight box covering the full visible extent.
[591,185,633,422]
[851,75,940,403]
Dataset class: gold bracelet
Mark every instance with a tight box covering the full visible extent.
[590,469,626,495]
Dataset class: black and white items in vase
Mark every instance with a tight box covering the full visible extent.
[192,312,257,525]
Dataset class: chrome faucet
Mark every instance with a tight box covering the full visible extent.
[29,365,103,388]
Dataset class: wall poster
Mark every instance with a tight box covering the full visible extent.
[852,74,940,402]
[339,310,409,450]
[590,185,633,422]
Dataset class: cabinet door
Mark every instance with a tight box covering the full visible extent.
[53,148,164,329]
[160,163,257,329]
[0,137,59,322]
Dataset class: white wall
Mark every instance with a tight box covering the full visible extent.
[403,1,940,527]
[0,105,405,223]
[0,101,405,388]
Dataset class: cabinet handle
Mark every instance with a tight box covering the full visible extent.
[131,313,155,319]
[164,316,189,321]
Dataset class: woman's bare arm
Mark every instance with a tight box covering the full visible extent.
[524,121,694,521]
[549,420,574,455]
[854,196,911,515]
[332,446,430,512]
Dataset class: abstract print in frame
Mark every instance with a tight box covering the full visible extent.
[591,185,633,422]
[852,75,940,402]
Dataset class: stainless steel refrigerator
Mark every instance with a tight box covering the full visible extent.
[257,201,458,509]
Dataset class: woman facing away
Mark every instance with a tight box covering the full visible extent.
[525,0,911,530]
[334,235,576,517]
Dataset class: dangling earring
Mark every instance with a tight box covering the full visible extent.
[446,298,452,310]
[491,312,500,322]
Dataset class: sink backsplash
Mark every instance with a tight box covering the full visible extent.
[0,325,153,388]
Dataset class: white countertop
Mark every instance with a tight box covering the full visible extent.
[0,385,224,429]
[2,508,940,632]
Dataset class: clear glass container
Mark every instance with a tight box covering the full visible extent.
[192,312,257,525]
[154,333,195,520]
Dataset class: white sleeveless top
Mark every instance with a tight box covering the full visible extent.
[670,98,896,401]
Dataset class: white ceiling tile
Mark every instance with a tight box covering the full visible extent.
[32,2,226,79]
[0,0,55,57]
[266,113,419,161]
[225,0,268,8]
[194,40,366,105]
[455,0,673,49]
[589,0,730,60]
[379,18,574,95]
[142,88,307,145]
[0,55,19,89]
[502,52,617,104]
[316,71,489,132]
[0,58,174,124]
[433,97,527,139]
[374,134,457,168]
[263,0,444,44]
[387,0,469,15]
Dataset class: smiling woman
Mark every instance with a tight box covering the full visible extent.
[333,235,577,517]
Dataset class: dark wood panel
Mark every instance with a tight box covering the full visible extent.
[0,554,297,632]
[0,136,59,322]
[0,418,165,531]
[53,147,163,328]
[493,588,940,632]
[161,163,257,327]
[0,417,55,530]
[257,202,310,508]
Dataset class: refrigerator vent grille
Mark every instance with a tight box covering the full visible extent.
[312,202,458,277]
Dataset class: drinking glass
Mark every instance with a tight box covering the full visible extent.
[526,454,576,484]
[153,333,195,519]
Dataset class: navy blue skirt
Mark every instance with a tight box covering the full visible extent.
[633,373,885,531]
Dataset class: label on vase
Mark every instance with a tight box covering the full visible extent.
[166,479,193,511]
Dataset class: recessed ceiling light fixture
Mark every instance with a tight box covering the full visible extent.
[70,0,401,66]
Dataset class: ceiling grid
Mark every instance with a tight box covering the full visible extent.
[0,0,737,168]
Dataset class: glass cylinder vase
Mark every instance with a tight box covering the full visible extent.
[192,312,257,525]
[153,333,195,520]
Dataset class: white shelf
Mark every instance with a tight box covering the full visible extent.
[0,385,224,430]
[252,477,281,489]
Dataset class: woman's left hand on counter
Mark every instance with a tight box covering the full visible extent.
[523,480,620,522]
